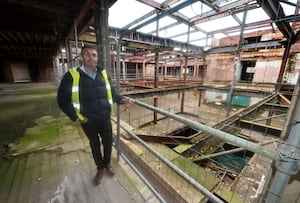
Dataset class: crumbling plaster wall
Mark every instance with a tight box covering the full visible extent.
[206,54,235,81]
[206,28,300,83]
[253,59,281,83]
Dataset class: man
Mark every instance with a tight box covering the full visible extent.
[57,44,131,185]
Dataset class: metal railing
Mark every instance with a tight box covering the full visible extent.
[113,91,299,203]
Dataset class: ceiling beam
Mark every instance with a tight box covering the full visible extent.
[257,0,294,40]
[136,0,161,8]
[207,40,282,54]
[130,0,208,37]
[124,0,199,34]
[207,19,273,35]
[190,0,258,25]
[66,0,94,40]
[109,27,203,52]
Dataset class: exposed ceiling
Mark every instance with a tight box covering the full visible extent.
[0,0,92,58]
[0,0,299,59]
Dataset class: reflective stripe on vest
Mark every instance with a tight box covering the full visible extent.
[68,67,114,120]
[101,69,114,115]
[68,68,84,120]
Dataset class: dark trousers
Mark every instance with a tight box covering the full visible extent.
[81,118,113,170]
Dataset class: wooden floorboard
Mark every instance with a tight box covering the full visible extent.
[6,156,26,203]
[38,152,53,203]
[18,153,35,203]
[0,158,13,202]
[0,146,147,203]
[28,152,43,203]
[4,158,19,203]
[48,152,61,203]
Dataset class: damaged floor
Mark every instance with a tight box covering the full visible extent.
[0,123,162,203]
[0,83,157,203]
[0,128,158,203]
[1,82,299,203]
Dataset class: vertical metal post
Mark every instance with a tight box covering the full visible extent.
[122,60,126,80]
[154,50,159,124]
[69,41,74,67]
[115,36,122,161]
[275,0,299,91]
[135,63,138,79]
[95,1,106,70]
[153,12,159,124]
[74,19,79,67]
[226,3,248,117]
[65,40,71,69]
[266,76,300,202]
[180,25,190,113]
[198,90,202,107]
[142,60,146,80]
[276,40,292,92]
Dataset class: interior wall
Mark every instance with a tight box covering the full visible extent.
[284,53,300,84]
[206,56,235,82]
[253,59,281,83]
[0,59,13,82]
[37,58,54,81]
[10,63,31,82]
[0,57,54,83]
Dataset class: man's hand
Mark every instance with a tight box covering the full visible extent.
[122,97,135,109]
[75,117,89,125]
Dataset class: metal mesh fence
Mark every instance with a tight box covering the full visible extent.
[115,89,298,203]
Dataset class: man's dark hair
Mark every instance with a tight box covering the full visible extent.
[81,44,97,54]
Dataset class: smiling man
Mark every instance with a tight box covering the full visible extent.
[57,44,131,185]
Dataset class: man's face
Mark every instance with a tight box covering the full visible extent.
[81,48,98,68]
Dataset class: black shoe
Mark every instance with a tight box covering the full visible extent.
[94,168,104,185]
[105,164,115,176]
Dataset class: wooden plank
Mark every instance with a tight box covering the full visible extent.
[278,93,291,105]
[77,150,102,203]
[32,152,52,202]
[17,153,35,202]
[47,151,61,202]
[77,150,94,179]
[0,158,11,189]
[240,119,282,131]
[6,156,27,203]
[75,150,101,202]
[48,150,68,203]
[0,158,19,202]
[27,153,43,203]
[62,151,86,202]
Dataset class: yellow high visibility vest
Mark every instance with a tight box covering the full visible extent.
[68,67,114,120]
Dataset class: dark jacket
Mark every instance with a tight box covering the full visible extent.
[57,67,122,122]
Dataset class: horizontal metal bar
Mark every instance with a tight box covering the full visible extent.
[193,139,279,162]
[132,99,280,161]
[112,117,225,203]
[120,153,167,203]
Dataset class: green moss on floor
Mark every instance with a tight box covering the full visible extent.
[6,114,80,156]
[173,155,218,190]
[0,82,60,140]
[0,83,82,156]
